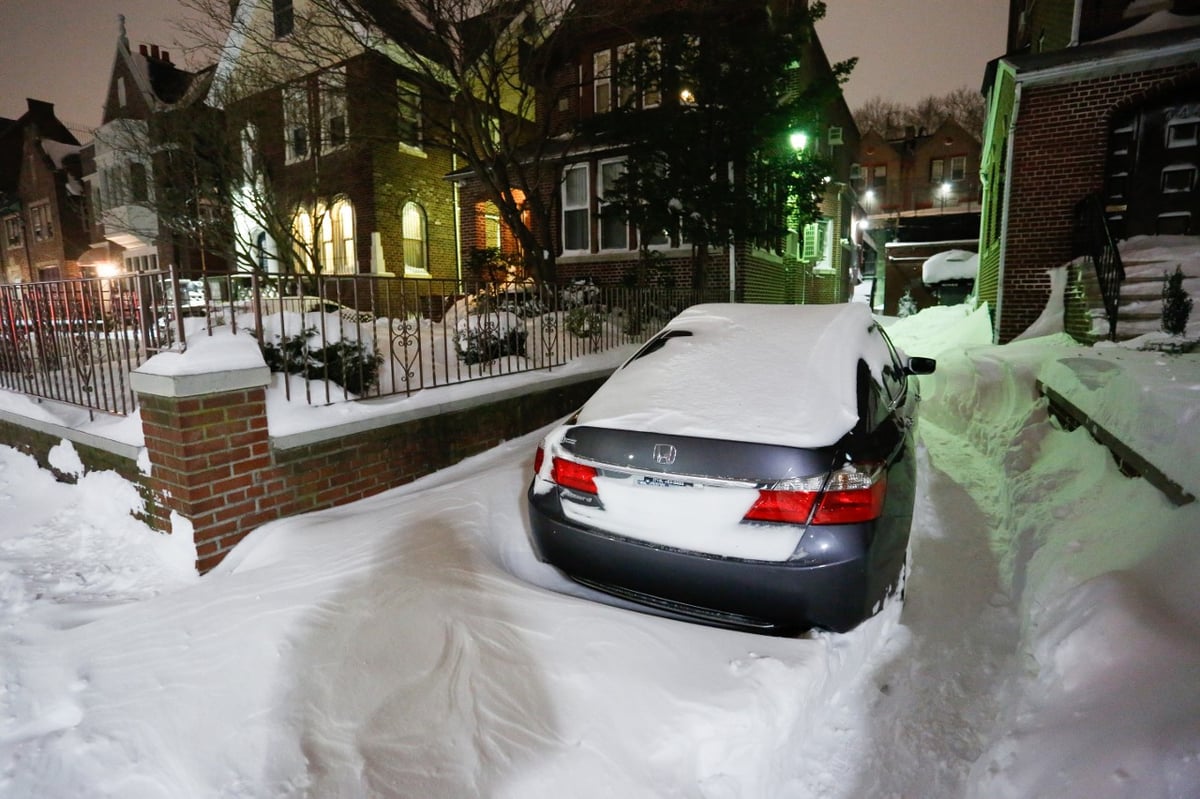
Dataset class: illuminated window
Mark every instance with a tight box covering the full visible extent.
[318,199,356,274]
[293,208,314,272]
[402,201,428,274]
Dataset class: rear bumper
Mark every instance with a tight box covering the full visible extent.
[528,487,898,634]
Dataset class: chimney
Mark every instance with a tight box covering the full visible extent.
[162,50,171,63]
[140,44,148,56]
[151,44,160,59]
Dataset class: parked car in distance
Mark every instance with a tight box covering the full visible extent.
[527,302,936,635]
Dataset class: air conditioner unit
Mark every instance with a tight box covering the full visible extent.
[828,126,844,146]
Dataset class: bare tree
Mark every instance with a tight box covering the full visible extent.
[853,86,985,140]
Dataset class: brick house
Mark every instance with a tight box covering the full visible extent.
[456,0,863,303]
[213,3,459,283]
[0,100,89,283]
[978,1,1200,342]
[853,119,982,218]
[82,18,224,280]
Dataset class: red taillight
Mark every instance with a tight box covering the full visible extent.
[533,446,545,474]
[744,489,818,524]
[550,456,599,494]
[811,476,886,524]
[743,464,886,526]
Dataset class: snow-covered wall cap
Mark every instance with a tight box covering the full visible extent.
[131,328,269,398]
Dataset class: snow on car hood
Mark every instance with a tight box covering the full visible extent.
[575,303,890,448]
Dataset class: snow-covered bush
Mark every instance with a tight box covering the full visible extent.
[564,306,605,339]
[453,312,527,364]
[260,326,383,396]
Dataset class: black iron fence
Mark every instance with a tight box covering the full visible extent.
[0,270,174,417]
[1,269,718,415]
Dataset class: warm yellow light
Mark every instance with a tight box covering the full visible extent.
[679,88,696,104]
[96,262,121,279]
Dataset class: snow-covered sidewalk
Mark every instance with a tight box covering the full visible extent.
[0,302,1198,798]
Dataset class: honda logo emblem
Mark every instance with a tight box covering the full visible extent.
[653,444,677,465]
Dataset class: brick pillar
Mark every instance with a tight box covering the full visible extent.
[131,359,276,573]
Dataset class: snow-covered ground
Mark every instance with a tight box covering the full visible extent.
[1,246,1199,797]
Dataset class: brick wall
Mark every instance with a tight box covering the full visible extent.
[998,65,1199,342]
[126,360,607,572]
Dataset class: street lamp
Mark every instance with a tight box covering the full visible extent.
[789,131,809,152]
[939,181,951,213]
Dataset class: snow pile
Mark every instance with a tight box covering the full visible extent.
[921,248,978,284]
[0,297,1198,797]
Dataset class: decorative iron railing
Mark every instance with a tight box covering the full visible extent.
[1074,193,1126,341]
[0,270,174,418]
[1,269,719,414]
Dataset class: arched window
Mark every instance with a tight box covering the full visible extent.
[402,201,428,275]
[296,199,355,274]
[293,207,314,273]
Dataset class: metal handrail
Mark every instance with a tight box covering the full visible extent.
[1073,193,1126,341]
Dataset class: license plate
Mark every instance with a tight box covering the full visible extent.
[639,476,692,489]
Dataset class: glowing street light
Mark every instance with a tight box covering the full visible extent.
[789,131,809,152]
[939,181,951,212]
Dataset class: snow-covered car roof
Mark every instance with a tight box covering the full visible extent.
[575,302,892,448]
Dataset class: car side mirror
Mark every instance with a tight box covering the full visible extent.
[906,356,937,375]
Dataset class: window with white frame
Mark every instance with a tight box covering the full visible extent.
[800,219,829,264]
[562,163,589,252]
[402,201,428,274]
[4,216,20,248]
[593,50,612,113]
[130,162,149,202]
[950,155,967,181]
[643,38,662,108]
[320,67,348,152]
[283,84,310,163]
[1166,116,1200,148]
[616,44,634,109]
[397,80,422,148]
[1162,164,1197,194]
[930,158,944,184]
[872,164,887,189]
[598,157,629,251]
[484,211,502,249]
[273,0,294,39]
[30,204,53,242]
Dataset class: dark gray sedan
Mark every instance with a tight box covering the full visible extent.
[527,303,935,634]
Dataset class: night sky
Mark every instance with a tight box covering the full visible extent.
[0,0,1009,137]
